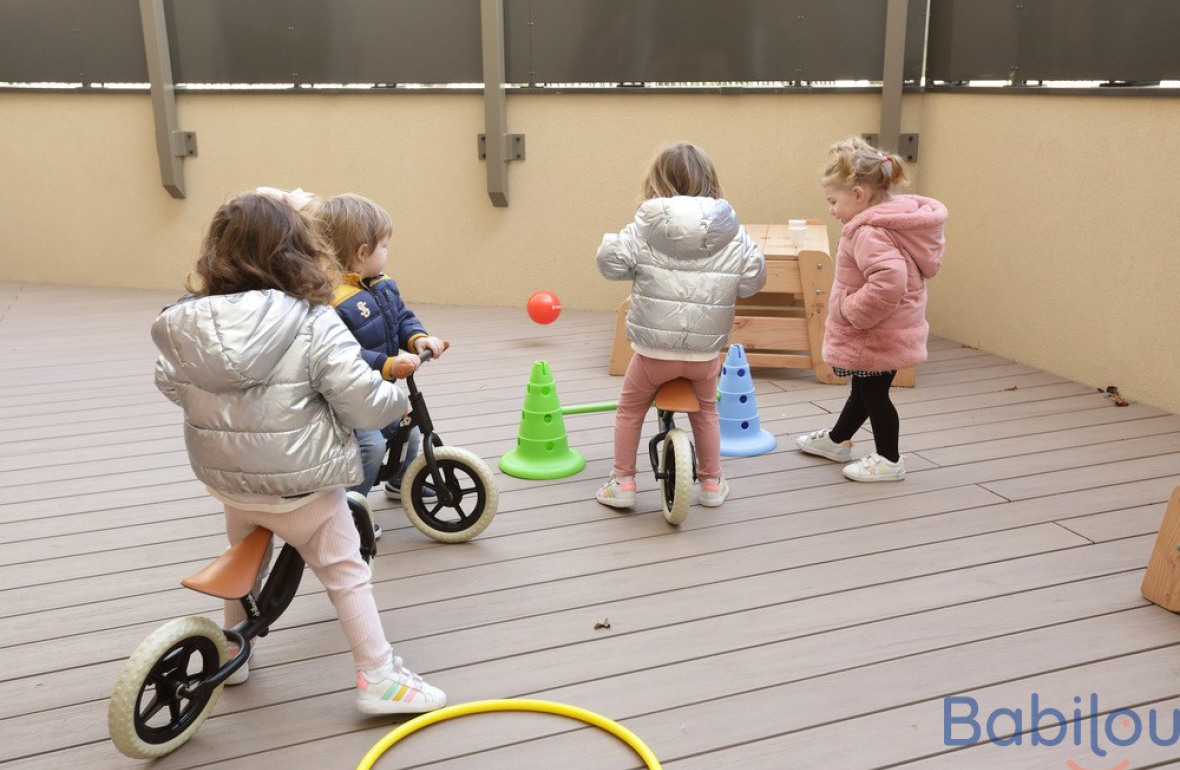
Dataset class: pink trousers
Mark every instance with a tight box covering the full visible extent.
[222,487,392,672]
[613,353,723,480]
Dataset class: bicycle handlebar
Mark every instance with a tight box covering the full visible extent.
[392,340,450,380]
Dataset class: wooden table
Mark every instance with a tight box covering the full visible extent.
[608,220,915,386]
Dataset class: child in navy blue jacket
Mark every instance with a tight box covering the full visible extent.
[316,194,446,533]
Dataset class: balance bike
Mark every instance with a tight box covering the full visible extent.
[108,496,379,759]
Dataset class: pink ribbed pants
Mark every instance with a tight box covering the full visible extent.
[613,353,723,480]
[222,487,392,672]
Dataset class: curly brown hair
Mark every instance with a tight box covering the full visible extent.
[187,192,337,305]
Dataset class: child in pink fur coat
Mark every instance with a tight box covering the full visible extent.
[796,137,948,482]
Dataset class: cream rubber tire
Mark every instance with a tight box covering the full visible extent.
[108,615,227,759]
[402,446,498,543]
[659,428,693,526]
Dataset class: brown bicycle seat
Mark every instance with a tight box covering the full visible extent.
[182,527,273,600]
[653,378,700,413]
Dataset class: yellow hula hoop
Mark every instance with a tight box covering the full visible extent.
[356,698,661,770]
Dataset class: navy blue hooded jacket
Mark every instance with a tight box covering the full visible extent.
[332,273,427,380]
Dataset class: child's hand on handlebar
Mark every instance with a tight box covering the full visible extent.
[393,340,450,379]
[392,350,421,376]
[414,336,446,360]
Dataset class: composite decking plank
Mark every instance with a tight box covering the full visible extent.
[1058,503,1167,543]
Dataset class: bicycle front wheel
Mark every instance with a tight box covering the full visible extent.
[402,446,498,543]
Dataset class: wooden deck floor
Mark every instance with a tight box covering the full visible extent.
[3,282,1180,770]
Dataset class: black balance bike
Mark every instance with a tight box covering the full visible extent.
[107,499,379,759]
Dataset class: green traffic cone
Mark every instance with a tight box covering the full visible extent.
[498,361,586,480]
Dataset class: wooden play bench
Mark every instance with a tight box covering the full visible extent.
[608,220,916,387]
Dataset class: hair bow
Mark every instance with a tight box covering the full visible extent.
[254,186,315,211]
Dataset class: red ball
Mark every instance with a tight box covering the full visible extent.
[526,291,562,325]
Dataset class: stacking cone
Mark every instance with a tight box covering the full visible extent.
[499,361,586,479]
[718,344,777,457]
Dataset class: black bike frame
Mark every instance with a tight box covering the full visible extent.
[180,543,304,696]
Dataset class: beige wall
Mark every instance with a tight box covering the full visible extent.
[0,91,888,303]
[1,90,1176,413]
[918,93,1180,415]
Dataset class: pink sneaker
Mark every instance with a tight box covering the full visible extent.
[596,475,637,508]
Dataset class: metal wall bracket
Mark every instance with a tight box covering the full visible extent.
[139,0,194,198]
[862,132,920,163]
[477,133,526,161]
[171,131,198,158]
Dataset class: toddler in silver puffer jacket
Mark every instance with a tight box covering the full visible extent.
[596,142,766,510]
[152,187,446,715]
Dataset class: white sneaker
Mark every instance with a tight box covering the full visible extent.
[224,643,252,685]
[698,478,730,508]
[596,475,637,509]
[356,655,447,715]
[843,453,906,482]
[796,430,852,462]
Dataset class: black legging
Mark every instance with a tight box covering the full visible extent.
[828,372,900,462]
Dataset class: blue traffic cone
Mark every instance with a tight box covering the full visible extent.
[718,344,777,457]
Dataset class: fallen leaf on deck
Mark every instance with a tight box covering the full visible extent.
[1103,385,1130,407]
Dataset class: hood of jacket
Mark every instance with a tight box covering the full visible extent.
[843,194,947,279]
[634,196,741,261]
[151,290,311,393]
[596,195,766,357]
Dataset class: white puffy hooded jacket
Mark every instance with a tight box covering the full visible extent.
[597,196,766,360]
[152,290,408,499]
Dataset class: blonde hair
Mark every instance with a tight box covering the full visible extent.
[641,142,723,199]
[314,194,394,272]
[823,136,909,194]
[188,192,336,305]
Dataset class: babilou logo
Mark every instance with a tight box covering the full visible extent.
[944,693,1180,768]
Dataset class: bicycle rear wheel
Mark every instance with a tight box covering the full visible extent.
[659,428,693,526]
[108,616,226,759]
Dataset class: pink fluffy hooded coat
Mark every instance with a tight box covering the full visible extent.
[822,194,948,372]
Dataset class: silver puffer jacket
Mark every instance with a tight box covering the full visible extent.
[597,196,766,358]
[152,290,408,498]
